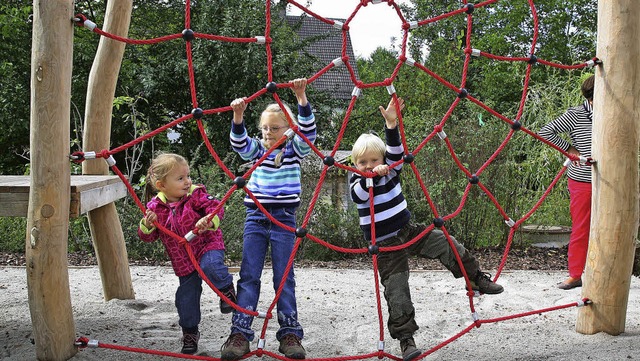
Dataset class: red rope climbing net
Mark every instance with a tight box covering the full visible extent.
[71,0,598,359]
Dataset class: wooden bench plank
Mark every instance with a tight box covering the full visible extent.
[0,175,128,218]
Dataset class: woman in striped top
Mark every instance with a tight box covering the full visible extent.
[221,78,315,360]
[538,75,595,290]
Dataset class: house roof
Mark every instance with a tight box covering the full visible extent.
[286,15,359,100]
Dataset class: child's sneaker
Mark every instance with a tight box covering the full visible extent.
[470,271,504,294]
[278,334,306,359]
[220,333,250,360]
[400,337,422,361]
[219,284,237,314]
[181,331,200,354]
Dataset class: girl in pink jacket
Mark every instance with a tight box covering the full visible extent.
[138,153,235,355]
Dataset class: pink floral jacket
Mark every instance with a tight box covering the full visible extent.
[138,185,225,276]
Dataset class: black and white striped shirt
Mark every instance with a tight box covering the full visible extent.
[349,127,411,241]
[538,100,593,183]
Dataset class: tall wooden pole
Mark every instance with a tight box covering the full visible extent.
[82,0,135,300]
[27,0,77,359]
[576,0,640,334]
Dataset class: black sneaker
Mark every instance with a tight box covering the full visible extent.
[181,331,200,354]
[470,272,504,294]
[220,333,250,360]
[219,284,237,314]
[278,334,306,359]
[400,337,422,361]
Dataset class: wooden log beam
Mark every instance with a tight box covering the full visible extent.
[576,0,640,334]
[82,0,135,301]
[26,0,77,359]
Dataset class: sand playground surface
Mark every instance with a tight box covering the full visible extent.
[2,266,639,361]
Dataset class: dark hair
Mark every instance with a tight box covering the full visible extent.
[581,75,595,100]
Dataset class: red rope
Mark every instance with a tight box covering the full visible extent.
[70,0,601,359]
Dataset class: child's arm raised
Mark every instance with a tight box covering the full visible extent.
[290,78,308,106]
[230,98,247,125]
[379,97,405,129]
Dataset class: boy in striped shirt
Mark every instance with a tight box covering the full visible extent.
[349,97,503,361]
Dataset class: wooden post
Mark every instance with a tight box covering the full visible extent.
[576,0,640,334]
[82,0,135,301]
[27,0,77,359]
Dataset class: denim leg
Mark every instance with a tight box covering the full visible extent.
[269,207,303,341]
[200,249,233,290]
[230,208,269,341]
[176,271,203,329]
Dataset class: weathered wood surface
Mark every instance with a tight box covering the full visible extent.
[0,175,127,218]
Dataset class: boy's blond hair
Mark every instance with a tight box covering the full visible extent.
[351,133,386,164]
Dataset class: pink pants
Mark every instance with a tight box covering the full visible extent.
[567,179,592,278]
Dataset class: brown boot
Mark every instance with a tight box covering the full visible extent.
[400,337,422,361]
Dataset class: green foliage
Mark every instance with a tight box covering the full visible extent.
[0,1,601,259]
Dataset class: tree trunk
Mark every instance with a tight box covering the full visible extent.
[82,0,135,300]
[26,0,77,359]
[576,0,640,335]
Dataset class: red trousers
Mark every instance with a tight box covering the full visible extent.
[567,179,592,278]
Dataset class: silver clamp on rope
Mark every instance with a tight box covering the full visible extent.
[437,130,447,140]
[409,21,419,29]
[184,231,196,242]
[377,340,385,351]
[586,59,596,67]
[333,21,344,30]
[504,218,515,228]
[76,17,97,31]
[471,48,481,57]
[577,299,586,307]
[255,36,266,44]
[258,338,266,349]
[366,178,374,188]
[83,151,97,160]
[257,310,268,319]
[284,128,296,140]
[332,58,344,67]
[386,84,396,95]
[106,155,116,167]
[405,57,416,67]
[372,0,383,4]
[87,339,99,348]
[563,158,572,167]
[352,87,362,98]
[472,311,479,321]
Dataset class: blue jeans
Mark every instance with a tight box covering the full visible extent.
[230,206,303,341]
[176,249,233,330]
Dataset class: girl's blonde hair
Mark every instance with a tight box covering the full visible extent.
[143,153,188,203]
[260,103,296,167]
[351,133,386,164]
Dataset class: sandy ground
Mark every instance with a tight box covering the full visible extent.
[2,266,639,361]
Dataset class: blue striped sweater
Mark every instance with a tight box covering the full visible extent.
[230,103,316,208]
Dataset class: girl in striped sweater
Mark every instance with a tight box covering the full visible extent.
[221,78,315,360]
